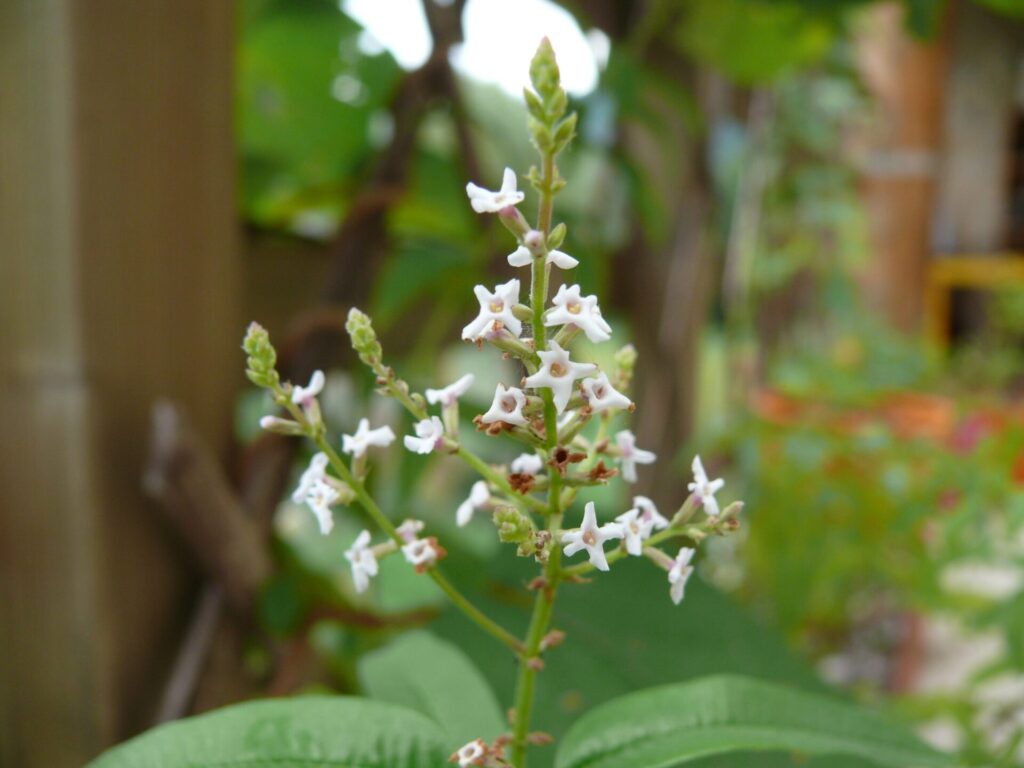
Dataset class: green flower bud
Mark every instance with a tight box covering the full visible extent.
[494,506,535,546]
[613,343,638,391]
[547,222,567,251]
[529,38,563,113]
[346,307,384,371]
[242,322,280,390]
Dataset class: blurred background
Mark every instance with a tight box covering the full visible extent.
[4,0,1024,766]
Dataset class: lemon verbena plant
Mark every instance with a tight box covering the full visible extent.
[91,39,954,768]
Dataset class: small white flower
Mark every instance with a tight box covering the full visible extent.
[688,455,724,518]
[404,416,445,454]
[545,284,611,343]
[291,370,325,406]
[633,495,669,530]
[481,384,529,426]
[462,279,523,341]
[396,518,425,543]
[451,738,488,767]
[561,501,624,571]
[615,508,655,556]
[668,547,696,605]
[580,372,632,413]
[456,480,490,527]
[344,530,378,593]
[291,452,329,504]
[402,537,441,568]
[465,167,525,214]
[341,418,396,458]
[507,244,578,270]
[510,452,544,475]
[426,373,475,407]
[304,479,340,535]
[616,430,656,483]
[524,341,597,414]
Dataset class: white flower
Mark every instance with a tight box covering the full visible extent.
[507,244,578,270]
[456,480,490,527]
[511,452,544,475]
[523,340,597,414]
[344,530,378,593]
[465,167,525,214]
[404,416,445,454]
[561,501,623,571]
[402,537,441,568]
[580,372,631,413]
[426,373,475,407]
[396,518,424,543]
[291,369,325,406]
[451,738,488,767]
[616,430,656,483]
[545,284,611,343]
[633,495,669,530]
[481,384,529,426]
[688,455,724,517]
[341,418,396,458]
[304,479,339,535]
[291,452,329,504]
[462,279,523,341]
[668,547,696,605]
[614,508,655,556]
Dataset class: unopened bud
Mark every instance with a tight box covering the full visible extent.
[242,322,280,389]
[498,205,530,239]
[494,506,534,545]
[721,501,745,520]
[345,307,384,372]
[524,229,545,253]
[259,415,304,436]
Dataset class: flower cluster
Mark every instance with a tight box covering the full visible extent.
[242,38,744,766]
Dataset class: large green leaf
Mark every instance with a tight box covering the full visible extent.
[88,696,447,768]
[358,630,506,750]
[554,675,953,768]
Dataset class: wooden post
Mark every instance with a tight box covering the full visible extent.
[856,1,952,332]
[0,2,238,765]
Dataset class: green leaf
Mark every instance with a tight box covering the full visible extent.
[358,630,506,750]
[554,675,953,768]
[88,696,448,767]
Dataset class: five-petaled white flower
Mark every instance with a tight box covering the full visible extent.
[396,518,424,543]
[561,501,624,571]
[688,455,724,518]
[426,373,475,407]
[614,508,656,556]
[668,547,696,605]
[404,416,445,454]
[402,537,441,568]
[511,452,544,475]
[341,418,396,458]
[481,384,529,426]
[465,167,525,214]
[633,495,669,530]
[451,738,488,767]
[580,372,632,413]
[615,430,656,483]
[291,369,325,408]
[524,340,597,414]
[291,452,329,504]
[545,284,611,343]
[462,279,523,341]
[456,480,490,527]
[507,244,579,270]
[344,530,378,593]
[303,479,340,535]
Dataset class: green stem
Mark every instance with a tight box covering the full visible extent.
[311,433,524,654]
[510,149,563,768]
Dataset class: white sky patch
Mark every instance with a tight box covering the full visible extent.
[343,0,433,70]
[344,0,602,97]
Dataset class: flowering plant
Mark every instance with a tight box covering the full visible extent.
[91,40,951,768]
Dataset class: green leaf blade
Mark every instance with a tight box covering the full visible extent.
[555,675,953,768]
[358,630,506,751]
[88,696,448,768]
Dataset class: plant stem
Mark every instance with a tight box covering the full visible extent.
[510,149,562,768]
[311,433,524,654]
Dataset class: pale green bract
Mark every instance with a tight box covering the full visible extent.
[87,696,447,768]
[554,675,954,768]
